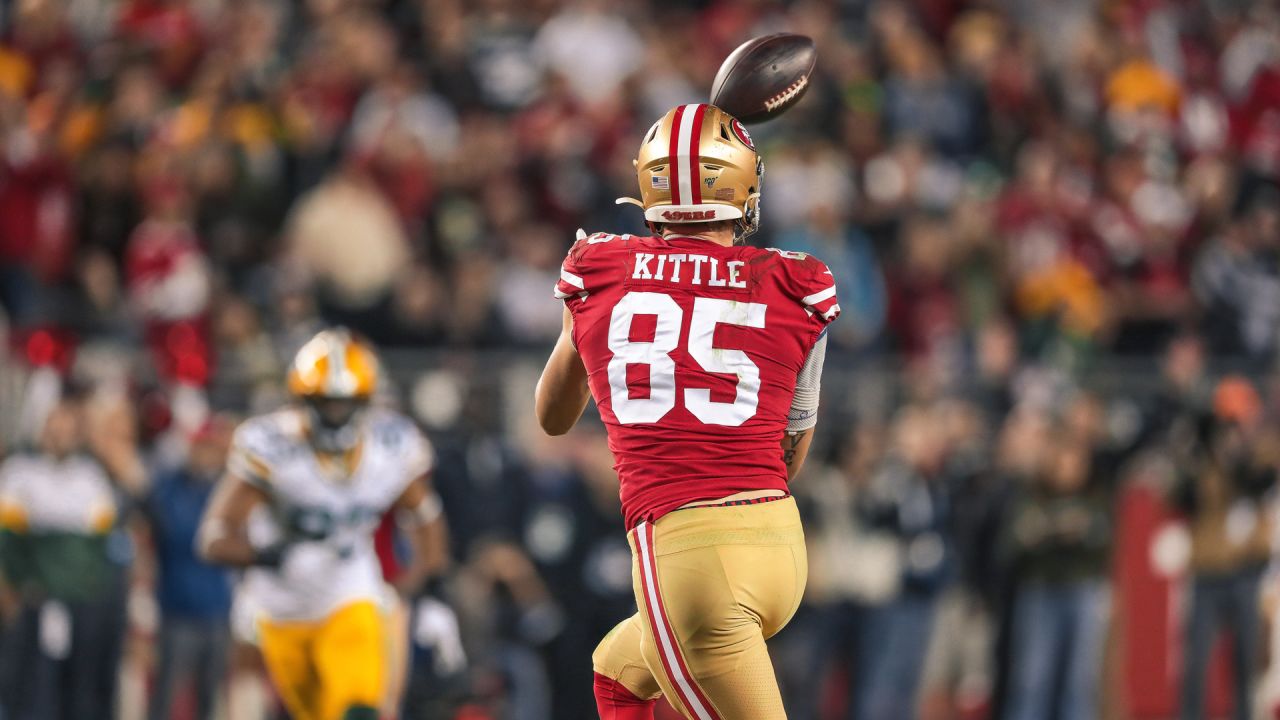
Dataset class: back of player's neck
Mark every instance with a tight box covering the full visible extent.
[662,232,734,248]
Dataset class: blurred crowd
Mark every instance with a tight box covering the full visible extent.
[3,0,1280,718]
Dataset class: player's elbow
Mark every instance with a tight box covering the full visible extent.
[534,383,574,436]
[536,409,574,436]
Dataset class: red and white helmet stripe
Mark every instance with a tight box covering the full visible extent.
[668,103,706,206]
[631,102,749,224]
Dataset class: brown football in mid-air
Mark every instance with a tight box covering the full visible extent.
[710,33,817,124]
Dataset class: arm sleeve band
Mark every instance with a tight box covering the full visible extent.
[397,490,444,528]
[787,333,827,433]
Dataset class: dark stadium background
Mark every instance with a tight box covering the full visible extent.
[2,0,1280,718]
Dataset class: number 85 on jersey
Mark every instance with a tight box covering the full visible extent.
[606,292,766,427]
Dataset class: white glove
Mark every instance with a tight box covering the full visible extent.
[413,597,467,675]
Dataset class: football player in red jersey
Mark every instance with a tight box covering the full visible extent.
[535,103,839,720]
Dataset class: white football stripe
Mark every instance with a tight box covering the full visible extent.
[801,286,837,306]
[636,522,715,720]
[324,334,354,394]
[675,104,699,208]
[560,268,584,289]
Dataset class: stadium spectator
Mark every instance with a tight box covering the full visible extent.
[1001,432,1111,720]
[124,178,214,386]
[852,405,955,720]
[1174,379,1276,720]
[1192,188,1280,366]
[143,415,235,720]
[0,399,128,720]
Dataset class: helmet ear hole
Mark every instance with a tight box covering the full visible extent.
[720,123,732,141]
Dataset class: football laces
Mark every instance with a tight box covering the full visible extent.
[764,75,809,112]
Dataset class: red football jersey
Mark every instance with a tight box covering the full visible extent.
[555,232,840,528]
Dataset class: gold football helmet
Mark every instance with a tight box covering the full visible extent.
[287,328,378,452]
[617,103,763,239]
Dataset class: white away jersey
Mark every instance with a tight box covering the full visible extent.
[228,406,433,621]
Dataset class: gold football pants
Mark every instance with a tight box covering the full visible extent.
[256,600,386,720]
[594,497,807,719]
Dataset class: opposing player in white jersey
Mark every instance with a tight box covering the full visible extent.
[198,328,448,720]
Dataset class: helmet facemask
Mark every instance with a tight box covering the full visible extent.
[303,396,369,454]
[734,155,764,243]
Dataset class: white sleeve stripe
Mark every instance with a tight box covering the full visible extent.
[822,304,841,320]
[801,286,836,306]
[560,268,585,289]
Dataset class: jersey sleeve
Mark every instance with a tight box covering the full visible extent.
[227,419,276,489]
[401,426,435,481]
[553,231,623,308]
[554,241,589,303]
[772,249,841,325]
[371,412,435,496]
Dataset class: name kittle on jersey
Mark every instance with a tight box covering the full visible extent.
[629,252,749,288]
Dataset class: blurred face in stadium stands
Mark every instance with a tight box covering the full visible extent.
[214,297,261,347]
[1064,394,1104,446]
[936,398,983,450]
[998,410,1050,477]
[977,321,1017,381]
[1247,196,1280,248]
[894,406,946,474]
[189,420,233,481]
[1184,156,1235,224]
[1163,334,1205,390]
[1046,438,1091,494]
[111,64,163,130]
[79,250,121,312]
[902,218,951,280]
[1015,141,1056,198]
[40,403,84,460]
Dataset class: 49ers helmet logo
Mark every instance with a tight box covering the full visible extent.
[730,118,754,149]
[661,210,716,221]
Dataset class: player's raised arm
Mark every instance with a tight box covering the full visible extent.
[389,474,449,598]
[535,306,591,435]
[196,474,273,567]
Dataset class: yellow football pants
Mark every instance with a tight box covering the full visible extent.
[594,497,807,719]
[256,600,386,720]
